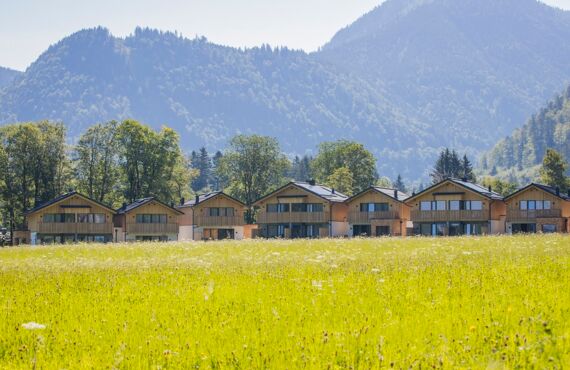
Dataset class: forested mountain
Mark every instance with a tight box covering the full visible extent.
[481,85,570,183]
[0,67,21,90]
[2,0,570,178]
[0,27,423,176]
[318,0,570,161]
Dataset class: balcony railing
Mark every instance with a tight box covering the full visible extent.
[194,216,245,227]
[411,210,487,222]
[507,209,562,221]
[126,223,179,234]
[348,211,399,224]
[257,212,328,224]
[38,222,114,234]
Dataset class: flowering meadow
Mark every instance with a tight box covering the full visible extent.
[0,235,569,368]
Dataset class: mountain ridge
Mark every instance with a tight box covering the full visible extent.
[3,0,570,179]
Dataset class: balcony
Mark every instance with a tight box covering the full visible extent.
[38,222,114,235]
[126,223,179,234]
[194,216,245,227]
[507,209,562,221]
[348,211,399,224]
[257,212,328,224]
[411,210,487,222]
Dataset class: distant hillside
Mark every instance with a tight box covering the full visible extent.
[3,0,570,179]
[481,85,570,183]
[318,0,570,165]
[0,27,425,176]
[0,67,21,90]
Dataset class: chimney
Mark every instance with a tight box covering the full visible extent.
[308,179,316,186]
[488,186,492,193]
[394,189,398,199]
[331,188,336,194]
[556,187,561,196]
[195,195,200,205]
[122,202,127,210]
[180,197,185,206]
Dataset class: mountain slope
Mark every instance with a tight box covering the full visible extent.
[318,0,570,155]
[481,85,570,183]
[0,67,21,90]
[0,27,428,176]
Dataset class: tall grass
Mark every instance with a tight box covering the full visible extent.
[0,235,569,368]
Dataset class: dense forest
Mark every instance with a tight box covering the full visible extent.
[2,0,570,178]
[481,85,570,183]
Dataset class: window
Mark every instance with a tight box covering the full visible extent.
[136,214,167,224]
[542,224,557,233]
[360,203,389,212]
[267,204,290,213]
[449,201,461,211]
[420,202,432,211]
[520,200,552,210]
[376,226,390,236]
[78,214,106,224]
[469,201,483,211]
[266,224,289,238]
[209,208,235,217]
[43,213,75,223]
[420,201,446,211]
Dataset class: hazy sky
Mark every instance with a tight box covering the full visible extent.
[1,0,570,71]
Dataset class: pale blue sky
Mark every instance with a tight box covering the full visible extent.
[1,0,570,71]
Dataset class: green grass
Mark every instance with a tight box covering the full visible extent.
[0,236,569,369]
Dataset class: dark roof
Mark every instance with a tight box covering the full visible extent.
[346,187,409,203]
[254,181,349,205]
[178,192,246,208]
[117,197,184,215]
[405,178,504,203]
[25,191,116,215]
[505,183,570,201]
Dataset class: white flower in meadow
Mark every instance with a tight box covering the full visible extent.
[312,280,323,289]
[371,268,380,273]
[22,322,46,330]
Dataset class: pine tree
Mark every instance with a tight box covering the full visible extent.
[461,155,476,182]
[540,149,569,191]
[393,174,407,193]
[211,151,225,191]
[190,148,211,191]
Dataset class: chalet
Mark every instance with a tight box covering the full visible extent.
[346,187,411,237]
[25,192,116,245]
[504,183,570,234]
[177,192,252,241]
[253,181,349,238]
[115,198,183,242]
[405,179,506,236]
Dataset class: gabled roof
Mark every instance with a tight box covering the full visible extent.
[405,178,504,203]
[505,183,570,201]
[178,191,246,209]
[347,187,409,204]
[117,197,184,215]
[254,181,349,205]
[25,191,116,215]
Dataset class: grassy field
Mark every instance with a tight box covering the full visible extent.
[0,236,569,369]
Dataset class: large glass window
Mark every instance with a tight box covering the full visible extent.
[360,203,389,212]
[43,213,75,223]
[136,214,167,224]
[520,200,552,210]
[420,201,446,211]
[78,214,106,224]
[267,204,290,213]
[542,224,557,233]
[208,208,234,217]
[420,202,432,211]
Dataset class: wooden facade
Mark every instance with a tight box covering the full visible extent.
[253,182,349,239]
[25,192,116,245]
[405,179,506,236]
[177,192,251,241]
[346,187,410,237]
[114,198,182,242]
[504,184,570,234]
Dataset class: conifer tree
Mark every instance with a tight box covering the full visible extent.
[540,149,568,191]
